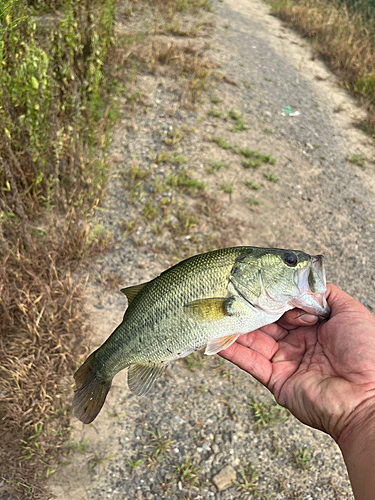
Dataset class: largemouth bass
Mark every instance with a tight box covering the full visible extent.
[73,246,329,423]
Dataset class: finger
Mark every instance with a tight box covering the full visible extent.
[277,309,319,330]
[219,342,272,386]
[236,330,279,359]
[258,322,289,340]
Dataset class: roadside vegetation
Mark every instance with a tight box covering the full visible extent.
[0,0,118,496]
[0,0,219,496]
[267,0,375,136]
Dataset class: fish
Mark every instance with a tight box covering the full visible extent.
[73,246,329,423]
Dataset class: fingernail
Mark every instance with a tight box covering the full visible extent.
[301,314,319,324]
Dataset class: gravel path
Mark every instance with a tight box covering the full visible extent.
[49,0,375,498]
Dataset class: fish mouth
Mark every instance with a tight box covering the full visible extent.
[292,255,330,318]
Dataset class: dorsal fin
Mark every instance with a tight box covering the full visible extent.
[120,283,146,305]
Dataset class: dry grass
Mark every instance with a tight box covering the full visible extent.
[133,37,216,106]
[0,0,216,496]
[268,0,375,133]
[0,220,110,497]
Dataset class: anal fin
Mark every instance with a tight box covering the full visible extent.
[127,362,167,396]
[205,334,239,356]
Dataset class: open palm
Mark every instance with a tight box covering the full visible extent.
[220,284,375,442]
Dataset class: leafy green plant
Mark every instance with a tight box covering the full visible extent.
[173,456,199,486]
[247,198,263,206]
[240,149,276,164]
[228,109,247,130]
[184,351,207,371]
[208,108,223,117]
[294,447,312,470]
[242,158,263,169]
[169,169,206,194]
[219,182,233,194]
[263,172,279,182]
[245,180,261,190]
[205,161,227,174]
[212,136,233,149]
[126,458,142,469]
[346,153,366,166]
[249,399,289,429]
[144,429,172,463]
[233,461,258,493]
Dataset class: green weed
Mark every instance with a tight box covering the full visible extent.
[245,180,261,190]
[211,96,222,104]
[88,452,114,471]
[205,161,227,174]
[67,438,89,453]
[184,351,206,371]
[240,149,277,164]
[263,172,279,183]
[247,198,263,206]
[144,429,172,463]
[243,80,255,88]
[212,358,232,380]
[219,182,233,194]
[170,211,197,235]
[249,399,289,429]
[173,456,199,486]
[242,158,263,169]
[208,108,223,117]
[228,109,247,130]
[129,163,152,181]
[212,136,233,150]
[170,169,206,194]
[294,447,312,471]
[163,126,183,147]
[126,458,142,469]
[346,153,366,166]
[233,461,258,493]
[142,202,158,221]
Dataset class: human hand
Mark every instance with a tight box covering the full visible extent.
[220,284,375,443]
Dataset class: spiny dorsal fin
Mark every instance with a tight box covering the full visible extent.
[120,283,146,305]
[184,297,235,321]
[127,363,166,396]
[205,333,239,356]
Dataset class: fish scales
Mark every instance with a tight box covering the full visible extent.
[96,247,242,374]
[73,246,330,423]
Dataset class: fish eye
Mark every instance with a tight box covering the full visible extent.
[284,253,298,267]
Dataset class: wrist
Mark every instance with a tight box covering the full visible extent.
[337,398,375,451]
[337,399,375,500]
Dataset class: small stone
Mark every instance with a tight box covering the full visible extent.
[212,465,237,491]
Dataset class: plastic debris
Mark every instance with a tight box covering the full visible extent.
[282,105,300,117]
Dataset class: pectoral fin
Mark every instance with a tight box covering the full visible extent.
[127,363,167,396]
[184,297,235,321]
[205,334,239,356]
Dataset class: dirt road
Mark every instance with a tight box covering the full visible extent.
[49,0,375,498]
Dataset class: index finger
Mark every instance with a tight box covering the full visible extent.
[277,309,320,330]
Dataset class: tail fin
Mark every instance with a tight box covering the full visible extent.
[72,353,112,424]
